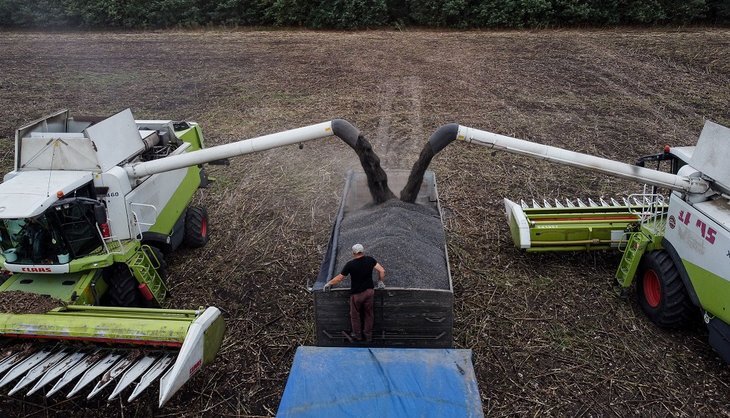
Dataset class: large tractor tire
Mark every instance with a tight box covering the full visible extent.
[184,206,209,248]
[105,264,141,307]
[636,250,693,328]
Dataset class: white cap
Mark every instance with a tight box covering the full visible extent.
[352,243,364,254]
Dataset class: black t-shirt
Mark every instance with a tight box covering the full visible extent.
[341,256,378,294]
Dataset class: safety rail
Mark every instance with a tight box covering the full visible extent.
[627,188,668,236]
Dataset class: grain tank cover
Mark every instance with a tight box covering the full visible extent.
[689,121,730,193]
[17,109,146,172]
[84,109,146,171]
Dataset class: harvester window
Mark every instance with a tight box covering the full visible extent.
[0,216,67,264]
[51,202,103,258]
[0,220,23,254]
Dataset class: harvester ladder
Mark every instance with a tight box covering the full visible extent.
[127,246,167,303]
[615,232,650,287]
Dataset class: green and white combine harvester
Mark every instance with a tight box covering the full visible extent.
[424,121,730,361]
[0,110,362,405]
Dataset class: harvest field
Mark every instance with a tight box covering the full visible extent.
[0,28,729,416]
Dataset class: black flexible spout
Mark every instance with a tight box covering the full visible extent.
[400,123,459,203]
[331,119,360,148]
[333,119,396,204]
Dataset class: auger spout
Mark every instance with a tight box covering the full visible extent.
[125,121,337,178]
[457,126,710,194]
[125,119,395,203]
[402,124,710,203]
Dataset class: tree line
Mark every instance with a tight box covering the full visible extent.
[1,0,728,29]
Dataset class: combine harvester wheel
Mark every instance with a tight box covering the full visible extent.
[637,250,693,329]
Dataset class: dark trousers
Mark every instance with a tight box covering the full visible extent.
[350,288,374,338]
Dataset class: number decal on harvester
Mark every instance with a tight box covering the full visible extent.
[696,218,717,244]
[679,210,716,245]
[679,210,692,225]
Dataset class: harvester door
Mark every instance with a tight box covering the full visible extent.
[52,202,104,259]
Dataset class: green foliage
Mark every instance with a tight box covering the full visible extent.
[309,0,389,28]
[0,0,70,27]
[263,0,312,26]
[624,0,666,24]
[0,0,723,28]
[472,0,555,28]
[408,0,469,27]
[661,0,707,23]
[205,0,273,26]
[708,0,730,23]
[67,0,202,27]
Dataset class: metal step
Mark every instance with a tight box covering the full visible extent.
[616,232,651,287]
[128,248,168,303]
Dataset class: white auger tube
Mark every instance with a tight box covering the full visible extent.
[125,120,360,179]
[455,126,710,195]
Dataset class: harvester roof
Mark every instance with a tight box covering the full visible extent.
[0,171,92,218]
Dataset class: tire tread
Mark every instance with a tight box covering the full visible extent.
[638,250,693,328]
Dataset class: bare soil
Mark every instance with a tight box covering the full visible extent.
[0,28,729,417]
[0,291,63,314]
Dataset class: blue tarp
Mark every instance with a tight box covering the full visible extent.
[277,347,483,418]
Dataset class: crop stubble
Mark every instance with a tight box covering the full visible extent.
[0,29,728,416]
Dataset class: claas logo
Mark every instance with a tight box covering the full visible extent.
[20,267,52,273]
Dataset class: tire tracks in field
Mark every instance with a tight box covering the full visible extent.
[376,76,425,169]
[571,34,701,139]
